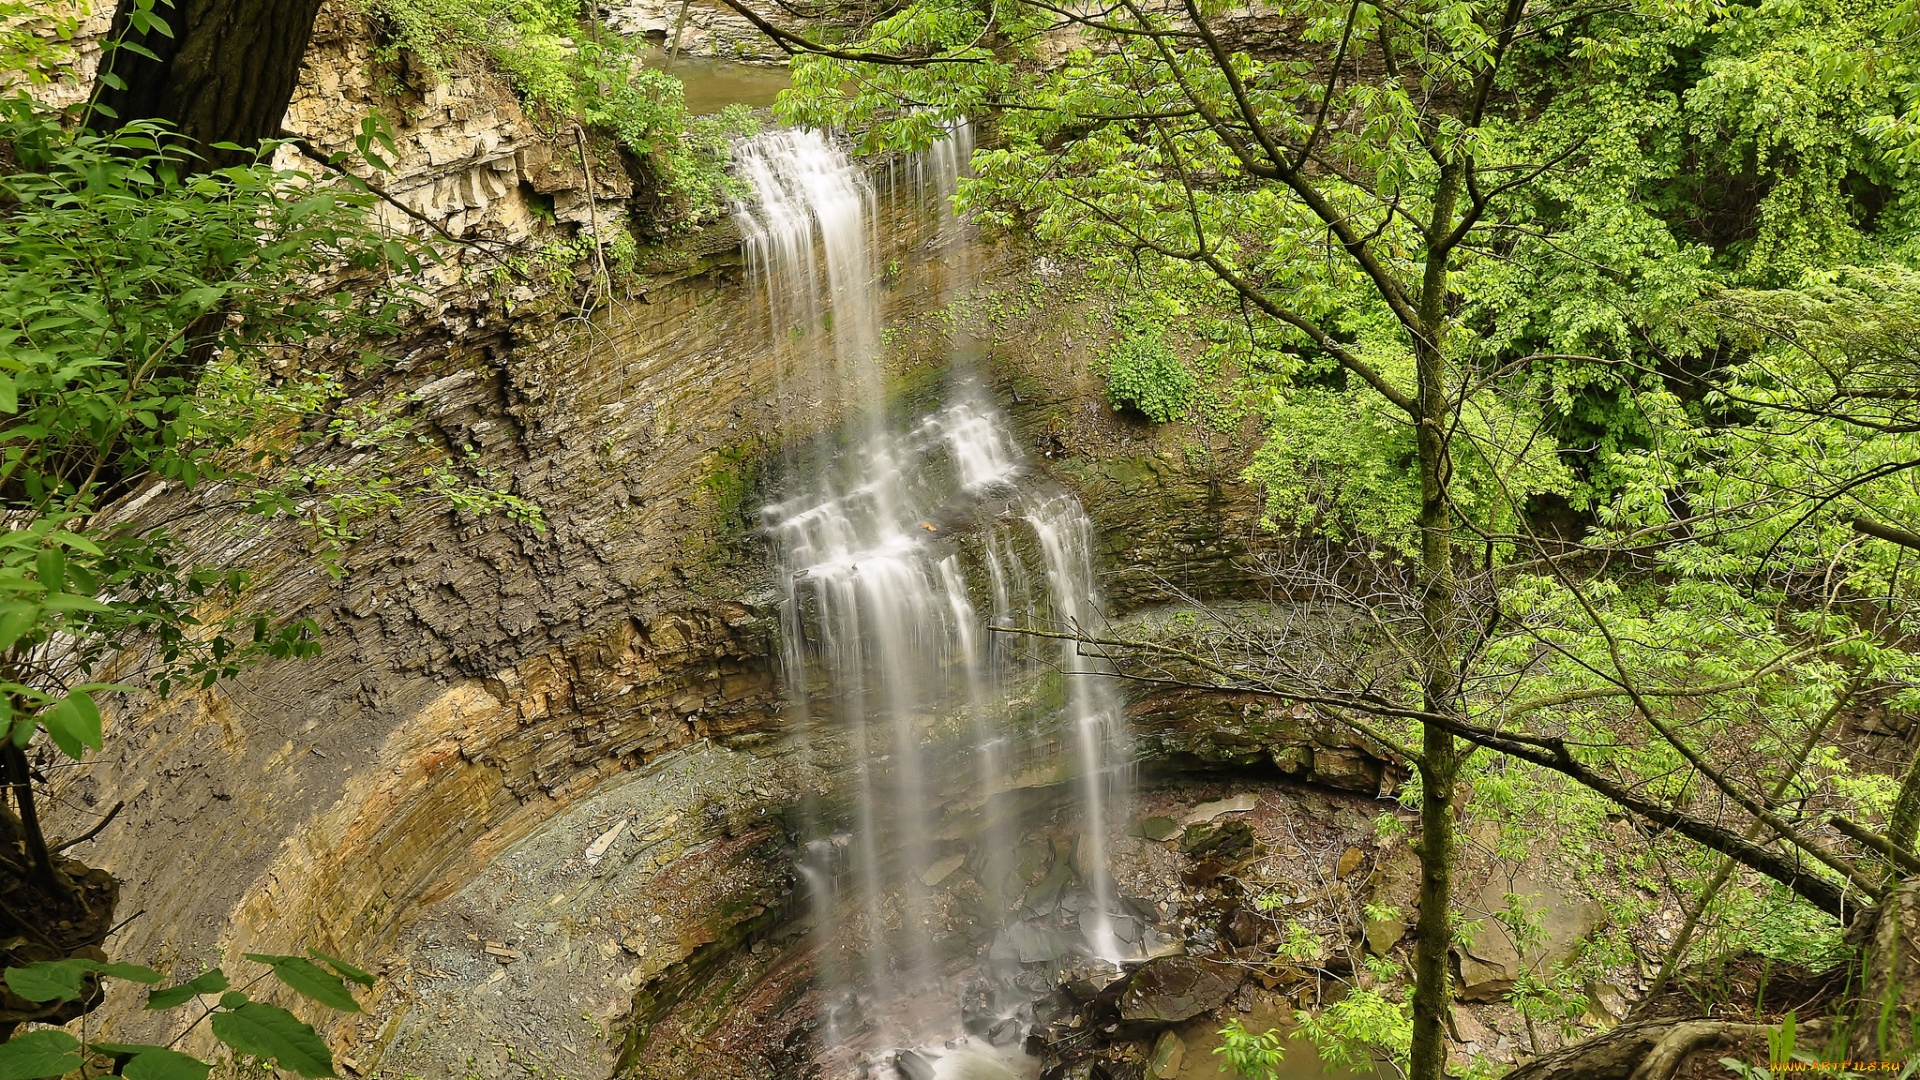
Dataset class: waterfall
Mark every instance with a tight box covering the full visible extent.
[734,124,1133,1079]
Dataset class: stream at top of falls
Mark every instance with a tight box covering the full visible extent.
[732,126,1138,1080]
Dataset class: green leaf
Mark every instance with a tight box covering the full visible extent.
[209,1001,335,1077]
[0,374,14,414]
[306,949,375,989]
[44,698,88,759]
[32,548,61,594]
[45,532,101,557]
[0,604,39,653]
[39,593,110,613]
[66,690,100,751]
[0,1030,80,1079]
[106,1046,211,1080]
[98,961,162,984]
[244,954,360,1012]
[5,958,94,1002]
[146,967,228,1010]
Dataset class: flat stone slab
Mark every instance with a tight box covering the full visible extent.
[1454,872,1607,1002]
[1182,794,1260,825]
[1118,956,1244,1024]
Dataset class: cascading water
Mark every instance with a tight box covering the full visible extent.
[734,125,1136,1079]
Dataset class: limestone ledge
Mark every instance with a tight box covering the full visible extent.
[1132,692,1405,798]
[607,0,795,63]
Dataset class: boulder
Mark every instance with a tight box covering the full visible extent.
[1336,846,1365,878]
[1182,794,1259,824]
[1220,906,1261,948]
[1147,1030,1186,1078]
[895,1050,937,1080]
[993,922,1074,964]
[1118,956,1244,1024]
[1180,820,1254,861]
[1453,873,1607,1002]
[1135,816,1180,842]
[1363,915,1405,956]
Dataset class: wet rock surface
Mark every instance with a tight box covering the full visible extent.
[1117,957,1243,1024]
[355,740,822,1080]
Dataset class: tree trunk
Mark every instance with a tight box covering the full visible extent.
[1407,157,1466,1080]
[88,0,326,172]
[1886,742,1920,859]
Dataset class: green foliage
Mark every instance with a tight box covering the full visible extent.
[242,953,365,1013]
[0,94,540,762]
[96,1044,210,1080]
[1213,1019,1287,1079]
[0,2,81,86]
[0,1030,81,1080]
[0,955,361,1077]
[1103,329,1193,423]
[1269,920,1322,962]
[1245,355,1572,553]
[209,1002,336,1077]
[145,967,231,1011]
[3,959,158,1003]
[1294,988,1414,1073]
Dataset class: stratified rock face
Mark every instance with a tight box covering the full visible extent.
[606,0,793,62]
[361,740,822,1080]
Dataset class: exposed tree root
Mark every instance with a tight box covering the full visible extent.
[1628,1020,1789,1080]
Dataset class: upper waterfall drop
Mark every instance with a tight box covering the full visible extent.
[731,124,1133,1078]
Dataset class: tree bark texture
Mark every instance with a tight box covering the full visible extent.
[89,0,327,171]
[1407,157,1466,1080]
[1886,744,1920,859]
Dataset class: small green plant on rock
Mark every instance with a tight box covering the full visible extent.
[1294,984,1413,1076]
[1103,329,1193,423]
[1214,1018,1287,1078]
[365,0,752,230]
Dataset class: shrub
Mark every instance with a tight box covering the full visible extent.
[1104,330,1193,422]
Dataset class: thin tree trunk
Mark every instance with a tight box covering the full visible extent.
[89,0,327,173]
[1886,738,1920,857]
[3,745,58,896]
[1407,155,1465,1080]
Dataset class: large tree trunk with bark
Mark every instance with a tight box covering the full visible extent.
[89,0,326,171]
[1849,876,1920,1063]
